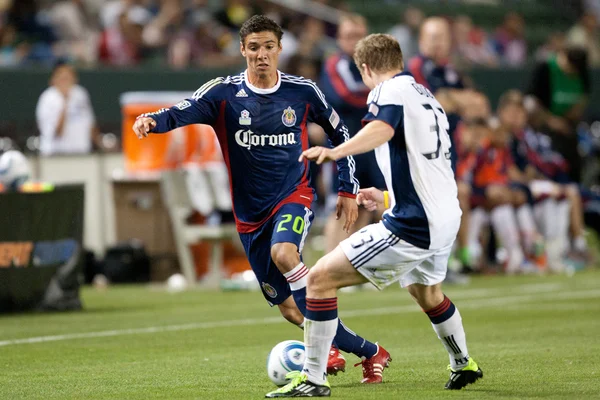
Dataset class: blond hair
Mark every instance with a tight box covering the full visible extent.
[353,33,403,74]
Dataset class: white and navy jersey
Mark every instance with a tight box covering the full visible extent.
[363,72,461,250]
[143,70,358,233]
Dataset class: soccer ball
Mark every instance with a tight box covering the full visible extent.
[0,150,31,190]
[266,340,306,386]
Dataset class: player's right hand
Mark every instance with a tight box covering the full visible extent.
[133,116,157,139]
[357,187,384,212]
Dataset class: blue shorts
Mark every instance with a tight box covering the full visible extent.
[239,203,314,306]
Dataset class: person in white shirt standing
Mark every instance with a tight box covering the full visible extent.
[266,33,482,398]
[36,62,100,156]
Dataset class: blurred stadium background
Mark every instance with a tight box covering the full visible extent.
[1,1,600,398]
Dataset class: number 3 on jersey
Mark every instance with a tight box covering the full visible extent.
[421,103,452,161]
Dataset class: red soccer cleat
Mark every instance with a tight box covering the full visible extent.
[354,344,392,384]
[327,345,346,376]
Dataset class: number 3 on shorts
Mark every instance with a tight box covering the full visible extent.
[277,214,305,234]
[350,229,374,249]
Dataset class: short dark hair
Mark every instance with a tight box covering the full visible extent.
[239,15,283,46]
[52,58,71,74]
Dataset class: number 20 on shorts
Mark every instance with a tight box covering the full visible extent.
[277,214,305,234]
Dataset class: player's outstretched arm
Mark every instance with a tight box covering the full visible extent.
[300,120,394,163]
[132,79,223,138]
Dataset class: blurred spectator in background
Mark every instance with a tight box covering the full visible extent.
[49,0,100,65]
[566,12,600,67]
[410,17,467,93]
[492,12,527,67]
[388,6,424,62]
[452,15,497,69]
[98,6,151,66]
[0,20,28,67]
[526,46,591,183]
[535,32,565,62]
[35,61,101,155]
[319,13,384,252]
[285,54,320,81]
[168,11,240,69]
[100,0,144,29]
[291,16,332,62]
[409,17,477,280]
[215,0,256,31]
[6,0,56,65]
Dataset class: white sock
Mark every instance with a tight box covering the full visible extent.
[536,199,558,240]
[516,204,538,252]
[574,235,587,252]
[303,317,337,385]
[490,205,524,272]
[468,207,488,261]
[426,297,470,370]
[284,263,309,291]
[556,200,571,255]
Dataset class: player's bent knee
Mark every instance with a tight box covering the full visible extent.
[306,262,333,294]
[407,283,444,310]
[512,190,527,206]
[270,243,300,273]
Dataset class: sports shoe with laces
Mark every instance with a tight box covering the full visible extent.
[445,358,483,390]
[265,372,331,398]
[326,346,346,376]
[353,344,391,383]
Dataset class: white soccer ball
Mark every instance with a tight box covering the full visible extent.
[267,340,306,386]
[0,150,31,190]
[166,273,187,292]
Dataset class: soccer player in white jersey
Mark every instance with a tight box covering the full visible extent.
[266,34,482,398]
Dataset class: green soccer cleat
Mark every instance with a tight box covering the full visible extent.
[266,372,331,398]
[444,358,483,390]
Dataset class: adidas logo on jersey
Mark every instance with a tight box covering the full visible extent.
[235,89,248,97]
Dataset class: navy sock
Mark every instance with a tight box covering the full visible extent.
[334,319,378,359]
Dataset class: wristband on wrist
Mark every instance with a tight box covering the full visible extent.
[383,190,390,208]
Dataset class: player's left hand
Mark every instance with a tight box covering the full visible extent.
[336,195,358,233]
[299,146,337,164]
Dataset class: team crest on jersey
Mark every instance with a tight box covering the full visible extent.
[239,109,251,125]
[281,106,296,127]
[262,282,278,298]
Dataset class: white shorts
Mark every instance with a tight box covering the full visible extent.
[340,221,453,290]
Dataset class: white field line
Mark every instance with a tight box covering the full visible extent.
[0,287,599,348]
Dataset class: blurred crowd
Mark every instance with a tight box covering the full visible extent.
[1,0,600,69]
[2,0,600,276]
[304,13,600,278]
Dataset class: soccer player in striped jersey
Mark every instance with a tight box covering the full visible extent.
[266,34,482,398]
[133,15,388,383]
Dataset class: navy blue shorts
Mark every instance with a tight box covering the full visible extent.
[239,203,314,306]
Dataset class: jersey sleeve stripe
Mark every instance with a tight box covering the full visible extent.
[192,77,225,100]
[341,125,360,193]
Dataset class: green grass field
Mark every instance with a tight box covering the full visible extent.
[1,271,599,399]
